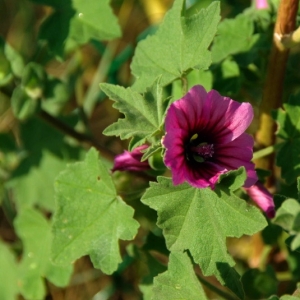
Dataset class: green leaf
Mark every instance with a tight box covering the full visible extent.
[101,79,165,150]
[68,0,121,45]
[241,266,278,299]
[273,198,300,251]
[152,251,207,300]
[11,86,39,120]
[39,8,75,58]
[0,44,13,86]
[141,142,162,161]
[51,148,139,274]
[274,196,300,228]
[273,96,300,184]
[213,57,241,96]
[139,284,154,300]
[6,151,69,211]
[14,208,73,300]
[131,0,220,91]
[211,14,259,64]
[172,69,213,100]
[1,37,25,78]
[0,241,18,300]
[21,62,46,99]
[141,170,267,294]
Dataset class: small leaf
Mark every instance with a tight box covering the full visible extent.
[273,199,300,232]
[0,241,18,300]
[2,37,25,77]
[0,41,13,86]
[131,0,220,91]
[21,62,46,99]
[142,175,267,292]
[14,208,73,300]
[152,251,207,300]
[51,148,139,274]
[69,0,121,44]
[141,142,162,161]
[11,86,39,120]
[101,79,165,150]
[273,96,300,184]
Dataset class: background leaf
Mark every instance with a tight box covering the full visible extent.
[273,198,300,251]
[0,241,18,300]
[131,0,220,91]
[14,208,73,300]
[51,148,139,274]
[69,0,121,44]
[6,151,69,211]
[211,14,259,64]
[273,95,300,184]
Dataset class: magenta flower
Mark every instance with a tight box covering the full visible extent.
[244,182,275,218]
[112,145,150,172]
[254,0,268,10]
[163,85,257,189]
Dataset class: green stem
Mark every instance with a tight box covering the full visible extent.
[83,41,118,116]
[252,144,282,161]
[181,76,188,95]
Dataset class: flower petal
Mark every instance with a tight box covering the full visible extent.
[214,133,258,187]
[163,85,256,190]
[244,182,275,218]
[165,85,207,133]
[112,145,150,172]
[185,162,227,189]
[201,90,254,143]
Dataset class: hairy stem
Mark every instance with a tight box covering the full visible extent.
[252,143,282,160]
[255,0,299,177]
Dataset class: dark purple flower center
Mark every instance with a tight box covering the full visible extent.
[186,134,214,163]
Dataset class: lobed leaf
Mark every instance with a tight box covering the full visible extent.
[131,0,220,91]
[142,169,267,296]
[51,148,139,274]
[101,79,166,150]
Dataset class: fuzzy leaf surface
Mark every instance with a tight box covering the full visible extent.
[131,0,220,91]
[152,251,207,300]
[51,148,139,274]
[14,208,73,300]
[142,169,267,293]
[0,241,18,300]
[273,96,300,184]
[101,79,165,149]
